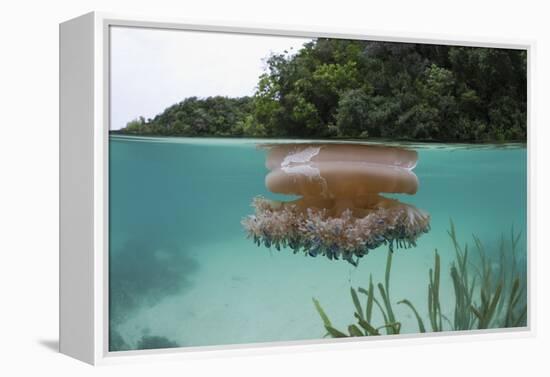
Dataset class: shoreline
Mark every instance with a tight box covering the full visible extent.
[109,133,527,149]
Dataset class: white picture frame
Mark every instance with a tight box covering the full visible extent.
[59,11,535,365]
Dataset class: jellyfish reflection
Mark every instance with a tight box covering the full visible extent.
[242,143,430,265]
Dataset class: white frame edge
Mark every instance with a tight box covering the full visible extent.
[60,12,96,364]
[59,11,536,365]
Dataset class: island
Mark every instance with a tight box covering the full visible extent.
[112,39,527,142]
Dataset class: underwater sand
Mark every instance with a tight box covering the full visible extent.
[109,135,527,350]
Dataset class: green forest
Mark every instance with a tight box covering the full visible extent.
[115,39,527,142]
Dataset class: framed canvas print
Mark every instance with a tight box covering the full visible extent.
[59,12,533,365]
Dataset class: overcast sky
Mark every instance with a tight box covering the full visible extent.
[110,27,311,130]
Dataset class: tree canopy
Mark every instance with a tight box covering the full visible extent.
[116,39,527,142]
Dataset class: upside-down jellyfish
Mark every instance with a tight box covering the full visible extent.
[242,143,430,265]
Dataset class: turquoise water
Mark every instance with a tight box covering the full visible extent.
[108,135,527,351]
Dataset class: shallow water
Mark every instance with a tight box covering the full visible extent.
[108,135,527,350]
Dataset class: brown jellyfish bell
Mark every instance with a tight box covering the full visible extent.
[242,143,430,266]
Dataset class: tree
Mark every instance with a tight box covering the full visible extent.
[117,40,527,142]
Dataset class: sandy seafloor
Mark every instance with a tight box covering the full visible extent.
[109,136,527,349]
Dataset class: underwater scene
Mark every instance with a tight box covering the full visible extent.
[108,135,527,351]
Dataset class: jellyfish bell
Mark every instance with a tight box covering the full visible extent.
[265,143,419,170]
[266,161,419,198]
[242,143,430,265]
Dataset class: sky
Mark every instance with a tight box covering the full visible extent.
[110,26,312,130]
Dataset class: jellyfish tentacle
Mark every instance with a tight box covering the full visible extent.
[242,195,430,264]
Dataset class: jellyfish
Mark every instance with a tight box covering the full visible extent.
[242,143,430,266]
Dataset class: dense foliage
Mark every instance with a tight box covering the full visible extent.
[117,40,527,142]
[121,96,254,137]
